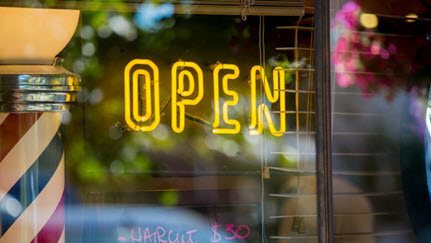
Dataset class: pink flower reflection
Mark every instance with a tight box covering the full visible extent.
[335,36,349,53]
[388,44,397,54]
[346,56,358,72]
[331,1,427,138]
[380,49,390,59]
[370,42,381,55]
[337,73,354,87]
[334,1,361,30]
[330,0,417,102]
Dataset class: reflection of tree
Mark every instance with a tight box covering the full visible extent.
[60,12,267,202]
[32,6,311,228]
[332,1,431,99]
[332,1,431,140]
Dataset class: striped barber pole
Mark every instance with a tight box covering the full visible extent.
[0,112,65,243]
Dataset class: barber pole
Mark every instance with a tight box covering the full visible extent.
[0,58,80,242]
[0,112,65,243]
[0,59,81,243]
[0,7,80,242]
[0,59,80,242]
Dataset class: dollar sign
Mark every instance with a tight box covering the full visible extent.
[211,222,222,242]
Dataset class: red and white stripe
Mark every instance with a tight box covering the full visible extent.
[0,112,65,243]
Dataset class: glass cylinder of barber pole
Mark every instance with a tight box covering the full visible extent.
[0,57,81,243]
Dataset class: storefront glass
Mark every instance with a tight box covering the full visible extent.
[330,0,431,242]
[3,0,431,242]
[0,1,318,242]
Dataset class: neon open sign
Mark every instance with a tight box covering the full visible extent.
[124,59,286,136]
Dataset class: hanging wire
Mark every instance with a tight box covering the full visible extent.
[258,15,267,243]
[241,0,255,21]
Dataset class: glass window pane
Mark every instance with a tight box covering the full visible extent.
[0,3,318,243]
[330,1,431,242]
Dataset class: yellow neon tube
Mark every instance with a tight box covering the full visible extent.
[249,66,285,136]
[132,69,151,123]
[212,63,240,134]
[171,61,204,133]
[124,59,160,132]
[213,63,221,129]
[178,70,195,97]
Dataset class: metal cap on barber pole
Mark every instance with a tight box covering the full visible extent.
[0,57,81,113]
[0,7,80,243]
